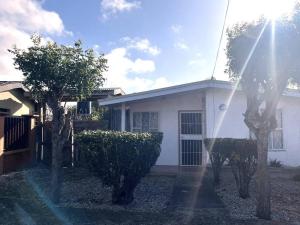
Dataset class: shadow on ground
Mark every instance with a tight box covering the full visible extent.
[0,167,283,225]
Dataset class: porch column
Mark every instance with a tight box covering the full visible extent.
[121,103,126,131]
[0,117,4,174]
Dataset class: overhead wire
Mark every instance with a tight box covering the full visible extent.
[211,0,230,137]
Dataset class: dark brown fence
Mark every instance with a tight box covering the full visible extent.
[4,116,30,151]
[41,120,104,167]
[0,116,35,174]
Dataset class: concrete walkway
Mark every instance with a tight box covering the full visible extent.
[167,169,232,225]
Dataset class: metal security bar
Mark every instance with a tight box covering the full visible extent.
[181,140,202,165]
[179,112,202,166]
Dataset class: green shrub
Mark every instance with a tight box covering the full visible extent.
[204,138,257,199]
[76,130,163,205]
[229,139,257,199]
[204,138,233,185]
[269,159,282,168]
[292,173,300,182]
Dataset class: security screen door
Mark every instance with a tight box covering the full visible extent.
[179,111,202,166]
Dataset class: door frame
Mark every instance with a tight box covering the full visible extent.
[178,110,204,166]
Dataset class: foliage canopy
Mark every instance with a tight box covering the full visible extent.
[9,35,107,102]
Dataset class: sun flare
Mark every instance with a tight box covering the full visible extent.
[229,0,298,24]
[264,0,297,20]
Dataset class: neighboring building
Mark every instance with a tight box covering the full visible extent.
[0,81,37,116]
[99,80,300,167]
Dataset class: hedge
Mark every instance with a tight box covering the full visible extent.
[229,139,257,198]
[204,138,257,198]
[76,130,163,205]
[204,138,233,185]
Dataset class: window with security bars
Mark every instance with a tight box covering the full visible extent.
[132,112,159,132]
[269,109,284,150]
[249,109,284,150]
[180,112,202,134]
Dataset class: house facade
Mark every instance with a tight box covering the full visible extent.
[99,80,300,167]
[0,81,37,116]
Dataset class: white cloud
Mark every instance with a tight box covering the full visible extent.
[131,58,155,73]
[189,53,207,67]
[93,44,100,50]
[121,37,161,56]
[0,0,65,34]
[101,0,140,20]
[92,44,101,55]
[171,24,182,34]
[0,0,68,81]
[104,47,170,93]
[174,40,189,50]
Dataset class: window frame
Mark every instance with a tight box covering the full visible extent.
[132,111,159,132]
[269,109,285,151]
[248,109,285,151]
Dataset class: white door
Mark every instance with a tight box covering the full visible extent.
[179,111,202,166]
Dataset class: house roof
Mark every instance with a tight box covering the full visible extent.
[98,79,300,106]
[61,87,125,101]
[0,81,28,93]
[0,81,125,101]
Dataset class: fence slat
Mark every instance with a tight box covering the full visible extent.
[4,116,30,151]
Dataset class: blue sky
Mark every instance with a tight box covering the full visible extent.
[0,0,296,93]
[44,0,228,93]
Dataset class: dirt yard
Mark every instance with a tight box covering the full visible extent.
[217,167,300,225]
[0,166,299,225]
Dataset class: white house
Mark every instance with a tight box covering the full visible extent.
[99,80,300,167]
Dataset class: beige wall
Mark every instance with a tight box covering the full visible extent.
[0,90,34,116]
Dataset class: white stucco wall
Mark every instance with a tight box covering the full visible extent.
[206,88,300,167]
[269,96,300,166]
[126,91,205,166]
[205,88,249,139]
[110,87,300,167]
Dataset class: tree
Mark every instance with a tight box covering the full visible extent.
[229,139,257,199]
[9,35,107,203]
[226,8,300,219]
[204,138,233,185]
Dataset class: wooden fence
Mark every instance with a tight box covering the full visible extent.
[0,116,35,174]
[40,120,103,167]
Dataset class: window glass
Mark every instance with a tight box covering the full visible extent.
[142,112,150,132]
[269,109,283,150]
[133,112,142,132]
[149,112,159,131]
[181,112,202,134]
[132,112,158,132]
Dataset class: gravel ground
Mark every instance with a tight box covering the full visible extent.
[2,167,176,213]
[216,167,300,224]
[2,166,300,225]
[59,173,175,212]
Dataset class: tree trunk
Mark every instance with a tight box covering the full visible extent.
[238,174,250,199]
[256,128,271,220]
[50,104,72,203]
[212,164,221,186]
[111,177,137,205]
[50,118,63,203]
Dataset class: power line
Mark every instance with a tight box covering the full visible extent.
[211,0,230,80]
[211,0,230,138]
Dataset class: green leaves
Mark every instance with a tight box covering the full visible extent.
[9,34,107,102]
[75,130,163,204]
[204,138,257,197]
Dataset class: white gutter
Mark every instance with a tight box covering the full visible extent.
[98,80,233,106]
[98,79,300,106]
